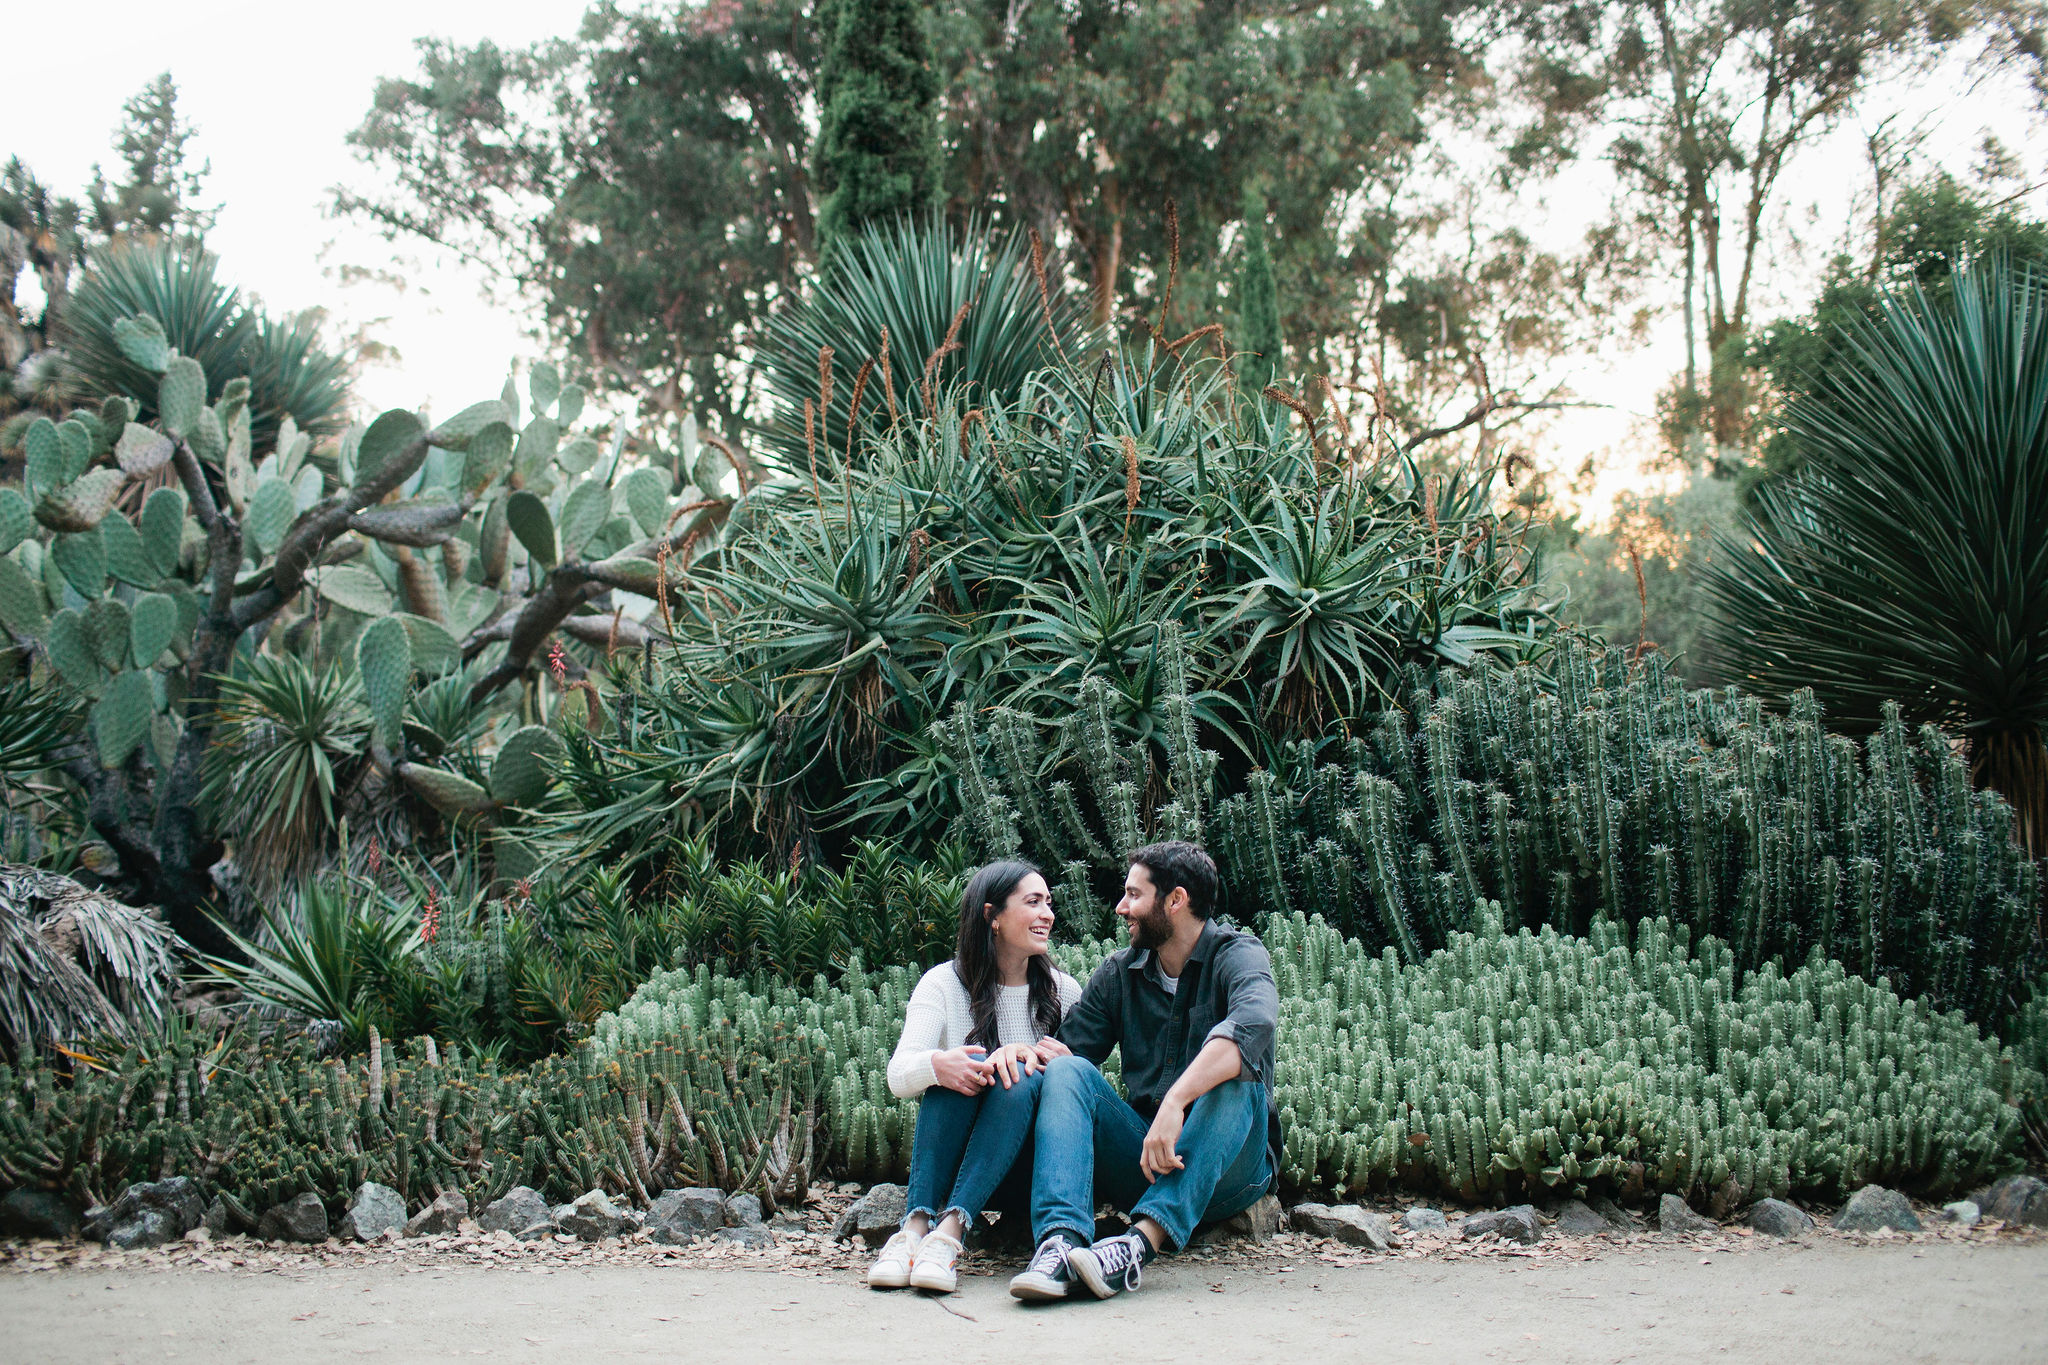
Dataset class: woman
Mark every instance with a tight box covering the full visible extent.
[868,859,1082,1293]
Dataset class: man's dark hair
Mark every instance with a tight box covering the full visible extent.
[1129,841,1220,921]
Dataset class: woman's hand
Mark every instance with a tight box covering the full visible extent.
[932,1046,994,1095]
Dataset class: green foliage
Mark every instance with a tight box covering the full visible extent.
[1235,195,1283,400]
[0,1022,817,1212]
[551,347,1547,879]
[811,0,941,266]
[1704,257,2048,861]
[1266,910,2031,1204]
[0,866,181,1060]
[61,240,350,451]
[197,655,370,896]
[952,637,2039,1024]
[598,909,2034,1201]
[757,218,1094,470]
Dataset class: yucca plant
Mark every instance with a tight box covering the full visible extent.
[755,216,1096,470]
[1703,256,2048,861]
[199,654,371,898]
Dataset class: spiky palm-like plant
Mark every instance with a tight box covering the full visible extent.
[756,216,1094,471]
[1703,256,2048,860]
[199,654,370,897]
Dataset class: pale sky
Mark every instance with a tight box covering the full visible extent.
[9,3,2041,520]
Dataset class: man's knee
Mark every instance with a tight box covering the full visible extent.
[1039,1054,1102,1102]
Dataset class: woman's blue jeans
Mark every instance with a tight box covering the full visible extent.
[903,1069,1044,1231]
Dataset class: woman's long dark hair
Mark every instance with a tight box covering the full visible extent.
[954,860,1063,1049]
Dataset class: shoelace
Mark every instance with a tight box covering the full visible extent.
[1028,1237,1070,1277]
[1092,1234,1144,1290]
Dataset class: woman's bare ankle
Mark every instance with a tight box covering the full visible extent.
[935,1212,965,1241]
[904,1212,932,1239]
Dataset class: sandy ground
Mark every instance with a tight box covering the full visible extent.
[3,1235,2045,1364]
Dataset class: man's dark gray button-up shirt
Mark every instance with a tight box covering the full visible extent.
[1057,918,1282,1178]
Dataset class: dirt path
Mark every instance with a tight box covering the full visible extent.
[4,1238,2044,1364]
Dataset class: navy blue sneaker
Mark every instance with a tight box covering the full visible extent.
[1008,1234,1077,1301]
[1067,1230,1150,1299]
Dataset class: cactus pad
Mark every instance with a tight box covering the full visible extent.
[93,669,155,768]
[138,488,187,578]
[529,361,562,416]
[0,489,34,555]
[315,564,396,617]
[55,421,93,483]
[432,400,514,450]
[23,420,62,500]
[0,555,49,638]
[464,423,516,494]
[245,477,296,555]
[356,409,426,486]
[35,468,127,534]
[558,482,608,560]
[591,552,662,598]
[158,357,207,440]
[357,616,413,750]
[114,423,176,477]
[395,613,460,678]
[505,492,558,569]
[50,530,108,599]
[513,418,561,487]
[129,592,179,666]
[45,610,98,690]
[622,467,670,538]
[490,725,566,806]
[112,314,172,372]
[556,436,601,476]
[82,599,133,671]
[101,511,158,588]
[397,761,497,816]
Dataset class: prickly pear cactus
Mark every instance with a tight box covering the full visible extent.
[0,313,744,922]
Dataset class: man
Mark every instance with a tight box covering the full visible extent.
[1009,840,1281,1302]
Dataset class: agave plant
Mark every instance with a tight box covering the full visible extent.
[755,216,1096,471]
[1703,255,2048,859]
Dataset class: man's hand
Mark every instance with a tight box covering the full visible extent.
[932,1046,993,1095]
[1033,1036,1073,1061]
[989,1043,1042,1088]
[1140,1100,1187,1182]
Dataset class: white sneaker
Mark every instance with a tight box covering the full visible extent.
[908,1230,963,1293]
[867,1228,921,1289]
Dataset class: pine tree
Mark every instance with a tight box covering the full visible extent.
[812,0,942,268]
[1236,193,1283,402]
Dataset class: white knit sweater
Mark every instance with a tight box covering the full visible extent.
[886,961,1084,1099]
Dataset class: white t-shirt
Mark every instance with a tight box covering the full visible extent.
[886,960,1084,1098]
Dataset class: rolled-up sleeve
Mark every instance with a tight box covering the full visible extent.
[1204,939,1278,1085]
[1055,959,1122,1065]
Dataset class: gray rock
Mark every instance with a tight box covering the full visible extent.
[713,1224,775,1250]
[1833,1185,1922,1234]
[1211,1194,1284,1242]
[829,1183,907,1247]
[1659,1194,1718,1235]
[1941,1200,1981,1227]
[0,1189,82,1240]
[1461,1205,1541,1245]
[84,1177,205,1249]
[201,1197,234,1238]
[1981,1175,2048,1229]
[1289,1203,1392,1250]
[1553,1199,1618,1236]
[477,1186,555,1240]
[403,1191,469,1238]
[339,1183,407,1242]
[257,1192,329,1244]
[1587,1195,1642,1232]
[1746,1199,1815,1238]
[1401,1206,1450,1234]
[724,1193,765,1228]
[556,1188,638,1242]
[649,1188,733,1244]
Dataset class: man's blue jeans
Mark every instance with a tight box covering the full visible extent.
[903,1069,1042,1230]
[1029,1055,1270,1252]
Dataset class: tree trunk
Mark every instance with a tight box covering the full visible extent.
[1973,726,2048,901]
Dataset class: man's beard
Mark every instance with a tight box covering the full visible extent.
[1129,908,1172,951]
